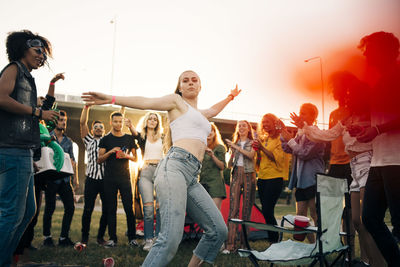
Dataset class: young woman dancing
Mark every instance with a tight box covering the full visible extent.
[82,70,240,266]
[223,120,256,254]
[252,113,290,243]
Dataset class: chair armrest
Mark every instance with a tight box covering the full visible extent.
[229,218,316,235]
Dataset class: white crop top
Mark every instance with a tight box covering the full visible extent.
[170,101,211,145]
[143,138,163,161]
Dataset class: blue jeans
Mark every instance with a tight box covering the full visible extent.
[0,148,36,267]
[142,147,227,266]
[139,164,160,239]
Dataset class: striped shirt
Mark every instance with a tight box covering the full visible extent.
[83,133,104,180]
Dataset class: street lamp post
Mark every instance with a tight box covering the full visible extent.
[110,16,117,94]
[305,56,325,129]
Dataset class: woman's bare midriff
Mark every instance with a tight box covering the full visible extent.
[173,139,207,162]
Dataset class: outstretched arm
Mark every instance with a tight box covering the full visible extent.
[80,105,91,139]
[82,92,179,112]
[200,85,241,119]
[47,73,64,97]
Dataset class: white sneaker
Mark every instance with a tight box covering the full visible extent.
[136,229,144,237]
[221,249,230,255]
[143,238,154,251]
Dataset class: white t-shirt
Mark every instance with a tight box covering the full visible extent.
[236,141,245,167]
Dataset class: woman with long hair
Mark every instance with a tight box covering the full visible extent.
[223,120,256,254]
[199,122,227,210]
[252,113,290,243]
[126,112,165,251]
[82,70,240,266]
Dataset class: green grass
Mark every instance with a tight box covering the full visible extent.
[27,201,391,266]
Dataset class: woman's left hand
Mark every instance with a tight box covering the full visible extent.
[50,73,65,84]
[231,84,242,97]
[205,148,214,157]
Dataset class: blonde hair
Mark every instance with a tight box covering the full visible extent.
[136,112,163,139]
[257,113,281,140]
[232,120,254,144]
[137,112,170,154]
[208,123,227,150]
[174,70,201,96]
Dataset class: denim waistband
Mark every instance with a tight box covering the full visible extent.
[351,150,372,162]
[0,147,33,157]
[167,146,201,168]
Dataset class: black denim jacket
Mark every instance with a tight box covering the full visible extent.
[0,61,40,149]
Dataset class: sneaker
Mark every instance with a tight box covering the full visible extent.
[104,240,117,248]
[136,229,144,237]
[143,239,154,251]
[58,237,74,247]
[129,239,139,247]
[97,237,106,246]
[43,237,55,247]
[221,249,230,255]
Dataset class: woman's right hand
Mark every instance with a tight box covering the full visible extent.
[252,139,261,150]
[81,92,112,105]
[280,128,293,142]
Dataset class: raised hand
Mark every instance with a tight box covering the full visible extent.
[81,92,112,106]
[290,112,304,128]
[231,84,242,97]
[50,73,65,84]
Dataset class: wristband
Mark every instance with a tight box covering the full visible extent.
[39,108,43,119]
[228,94,235,101]
[84,105,89,109]
[50,82,55,86]
[111,95,116,104]
[374,125,381,135]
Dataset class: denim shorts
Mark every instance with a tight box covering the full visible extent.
[350,151,372,192]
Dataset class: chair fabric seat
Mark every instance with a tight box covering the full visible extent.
[239,239,348,266]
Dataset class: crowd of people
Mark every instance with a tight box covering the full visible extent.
[0,29,399,267]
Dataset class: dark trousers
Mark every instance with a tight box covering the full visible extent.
[81,177,107,242]
[362,166,400,266]
[43,180,75,238]
[103,177,136,242]
[257,178,283,242]
[328,163,352,188]
[14,177,43,254]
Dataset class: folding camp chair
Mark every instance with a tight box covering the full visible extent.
[230,173,351,267]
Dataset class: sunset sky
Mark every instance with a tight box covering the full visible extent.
[1,0,399,127]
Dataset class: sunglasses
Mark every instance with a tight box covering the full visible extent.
[27,39,47,61]
[94,125,104,129]
[33,48,47,61]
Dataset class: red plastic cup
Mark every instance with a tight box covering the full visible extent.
[293,215,310,241]
[74,242,86,252]
[103,257,115,267]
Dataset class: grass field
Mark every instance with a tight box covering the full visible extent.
[25,199,389,267]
